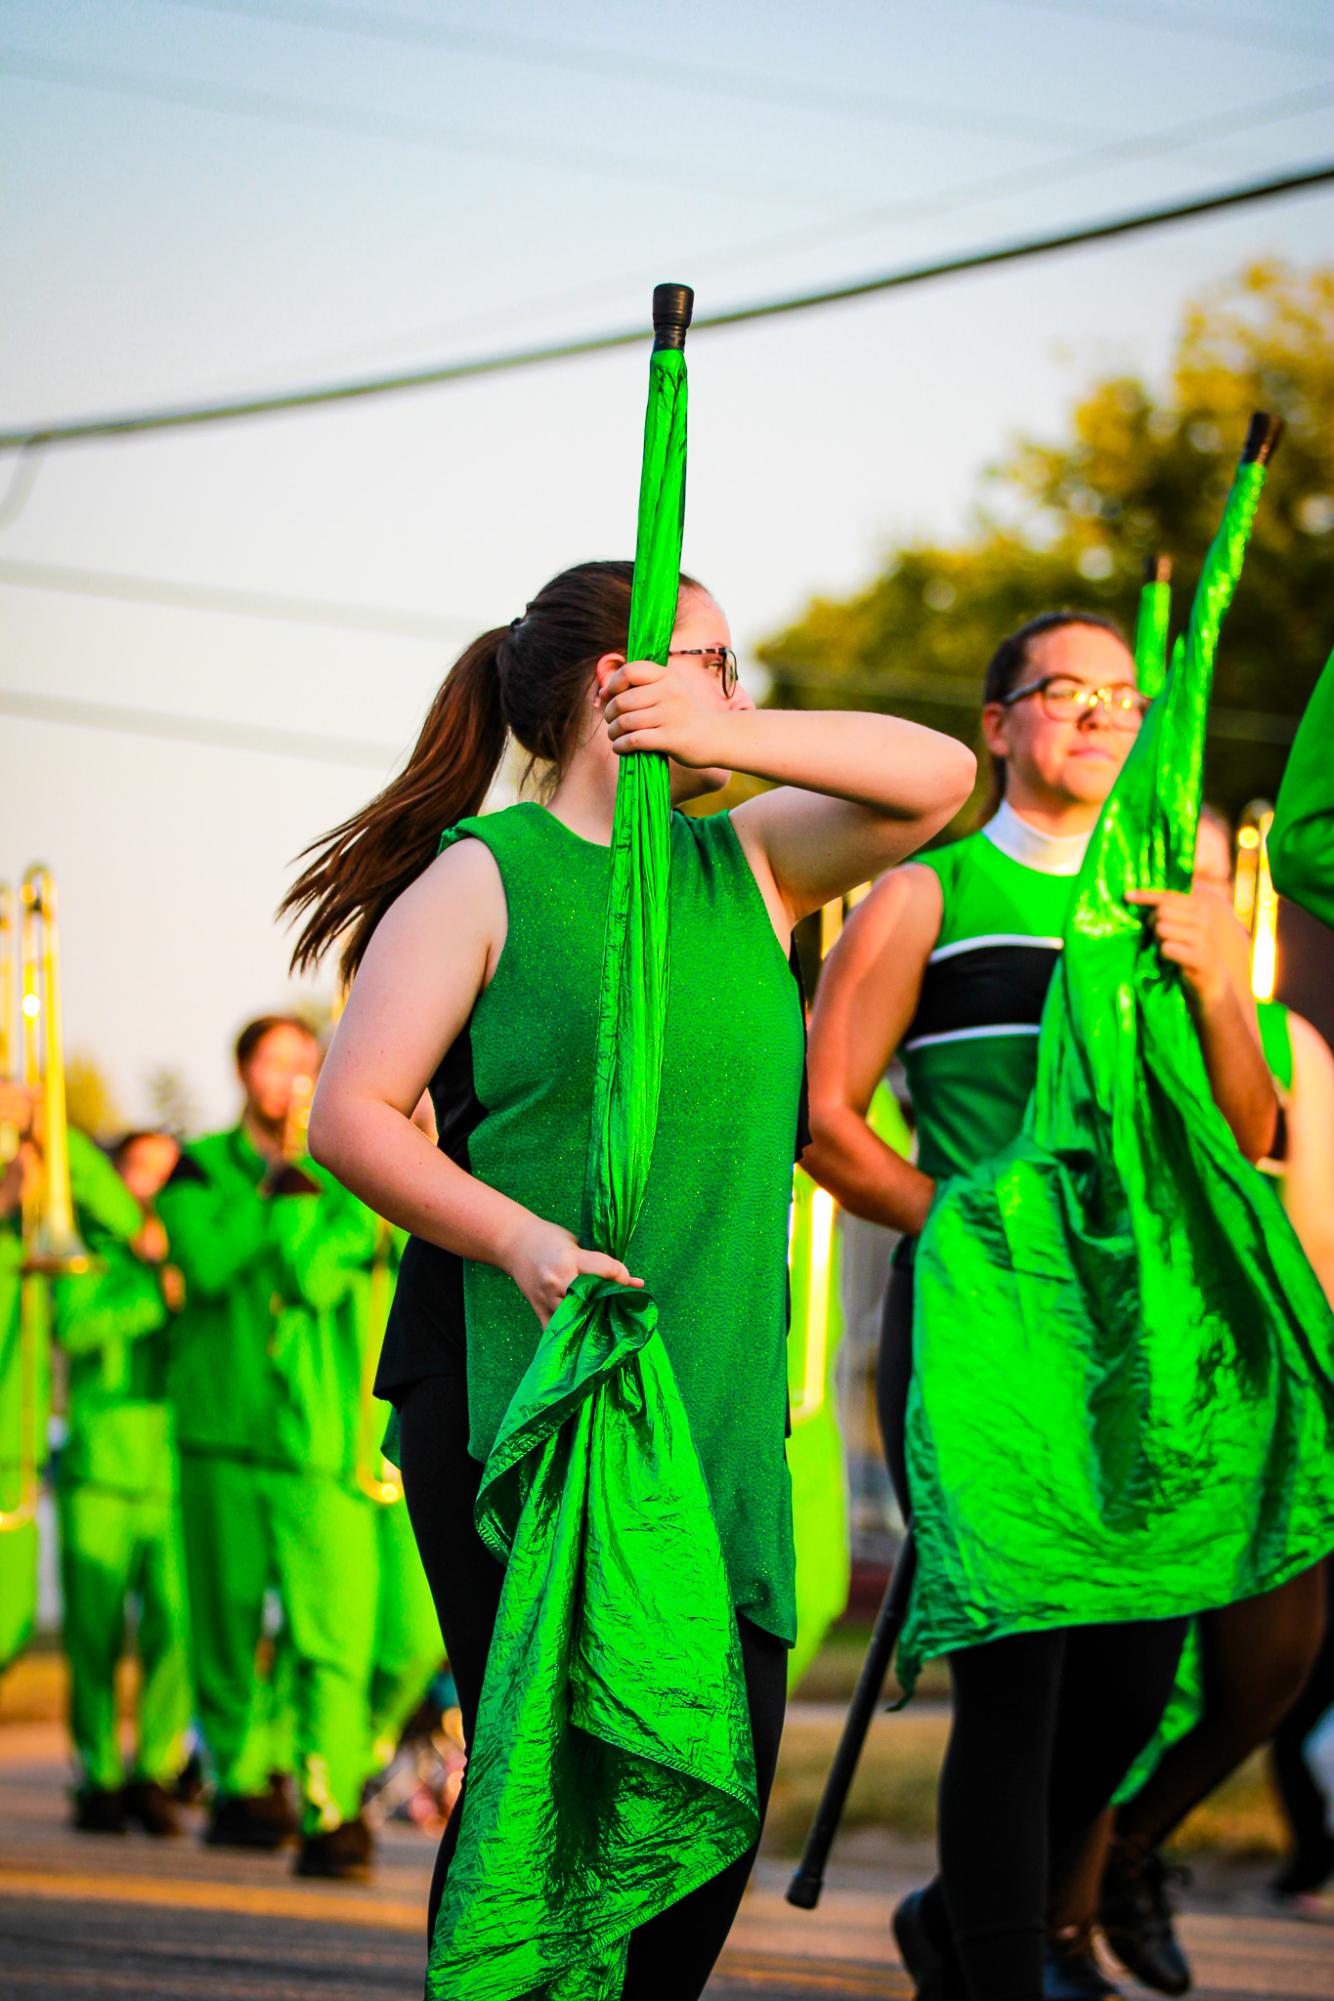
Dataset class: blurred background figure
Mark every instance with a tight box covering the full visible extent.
[53,1127,192,1836]
[156,1015,382,1879]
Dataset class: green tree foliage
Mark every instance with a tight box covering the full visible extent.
[758,262,1334,823]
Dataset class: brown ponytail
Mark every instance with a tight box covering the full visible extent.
[281,559,703,983]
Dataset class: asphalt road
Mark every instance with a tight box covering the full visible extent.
[1,1720,1330,1999]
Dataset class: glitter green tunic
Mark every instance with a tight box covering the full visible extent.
[451,800,804,1646]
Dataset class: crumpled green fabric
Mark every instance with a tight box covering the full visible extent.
[899,438,1334,1694]
[427,324,759,2001]
[1271,647,1334,931]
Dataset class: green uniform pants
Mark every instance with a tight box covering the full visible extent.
[179,1453,377,1833]
[0,1519,39,1671]
[368,1496,443,1773]
[57,1482,191,1791]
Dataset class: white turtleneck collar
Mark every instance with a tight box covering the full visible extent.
[982,798,1091,878]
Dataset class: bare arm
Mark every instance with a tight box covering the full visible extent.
[307,840,641,1325]
[1127,886,1278,1162]
[1282,1012,1334,1307]
[803,864,943,1235]
[602,660,976,928]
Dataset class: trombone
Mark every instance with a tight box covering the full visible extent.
[1234,801,1278,1003]
[1,866,90,1537]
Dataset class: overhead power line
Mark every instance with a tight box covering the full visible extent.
[0,687,401,767]
[1000,0,1334,62]
[2,675,1297,770]
[0,47,847,210]
[164,0,1109,148]
[4,159,1331,454]
[0,556,479,642]
[176,78,1334,398]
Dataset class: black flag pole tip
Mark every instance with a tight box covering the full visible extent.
[1242,411,1284,466]
[1142,554,1173,584]
[652,283,695,351]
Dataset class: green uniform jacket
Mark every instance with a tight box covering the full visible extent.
[157,1126,381,1483]
[55,1219,175,1500]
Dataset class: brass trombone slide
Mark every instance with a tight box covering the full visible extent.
[1,866,91,1535]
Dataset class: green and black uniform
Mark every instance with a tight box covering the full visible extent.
[878,805,1079,1509]
[879,805,1188,2001]
[54,1200,191,1795]
[376,803,805,1971]
[158,1128,382,1833]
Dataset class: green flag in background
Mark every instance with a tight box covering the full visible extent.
[1271,646,1334,931]
[429,287,760,2001]
[899,415,1334,1695]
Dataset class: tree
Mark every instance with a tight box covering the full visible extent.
[757,261,1334,822]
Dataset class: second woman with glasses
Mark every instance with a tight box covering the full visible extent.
[805,610,1277,2001]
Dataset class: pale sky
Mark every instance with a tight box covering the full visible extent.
[3,0,1331,1128]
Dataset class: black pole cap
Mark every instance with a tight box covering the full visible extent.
[1241,411,1284,466]
[1142,554,1172,584]
[652,282,694,351]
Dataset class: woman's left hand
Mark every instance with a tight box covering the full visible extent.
[602,660,727,767]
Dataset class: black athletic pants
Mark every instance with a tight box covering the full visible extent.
[879,1253,1188,2001]
[397,1369,788,2001]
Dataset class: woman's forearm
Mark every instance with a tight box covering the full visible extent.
[804,1105,935,1236]
[1193,987,1279,1163]
[710,707,974,818]
[308,1094,531,1271]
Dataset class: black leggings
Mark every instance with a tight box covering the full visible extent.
[880,1257,1188,2001]
[397,1369,788,2001]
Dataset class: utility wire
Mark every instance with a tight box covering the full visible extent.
[162,0,1109,148]
[0,687,402,767]
[175,78,1334,399]
[1000,0,1334,61]
[0,47,849,211]
[0,556,479,642]
[2,676,1298,768]
[4,159,1331,453]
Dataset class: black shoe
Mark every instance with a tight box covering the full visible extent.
[122,1779,183,1837]
[205,1791,294,1851]
[294,1814,374,1881]
[265,1770,299,1836]
[892,1888,967,2001]
[172,1751,206,1806]
[1044,1924,1121,1998]
[1099,1839,1192,1996]
[73,1786,126,1834]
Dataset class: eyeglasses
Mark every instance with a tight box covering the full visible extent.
[669,645,739,700]
[1001,674,1148,730]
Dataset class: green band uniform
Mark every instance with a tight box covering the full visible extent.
[157,1128,382,1833]
[54,1191,191,1795]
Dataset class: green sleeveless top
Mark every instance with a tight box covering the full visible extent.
[444,801,805,1644]
[901,828,1076,1180]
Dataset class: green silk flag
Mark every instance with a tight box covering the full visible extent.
[428,287,760,2001]
[1271,647,1334,931]
[898,418,1334,1693]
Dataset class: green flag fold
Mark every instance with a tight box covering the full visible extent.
[899,420,1334,1693]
